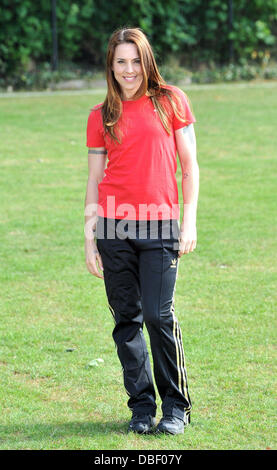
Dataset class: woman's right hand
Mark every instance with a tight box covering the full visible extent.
[85,239,104,279]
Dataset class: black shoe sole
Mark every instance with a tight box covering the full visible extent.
[127,426,156,434]
[156,427,184,435]
[127,418,156,434]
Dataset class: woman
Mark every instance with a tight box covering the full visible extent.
[85,28,199,435]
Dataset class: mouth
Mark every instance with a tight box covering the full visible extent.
[123,76,137,81]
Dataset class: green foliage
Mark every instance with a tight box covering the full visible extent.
[0,0,51,76]
[82,0,198,64]
[0,61,98,91]
[0,0,277,84]
[159,60,277,85]
[0,0,95,78]
[227,0,277,62]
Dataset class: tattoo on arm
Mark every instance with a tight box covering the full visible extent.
[88,148,107,155]
[183,172,189,179]
[182,124,196,146]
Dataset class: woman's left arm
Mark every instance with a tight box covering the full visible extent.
[175,124,199,257]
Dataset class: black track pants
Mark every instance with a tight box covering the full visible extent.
[96,217,192,421]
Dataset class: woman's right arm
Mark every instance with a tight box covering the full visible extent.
[84,147,107,279]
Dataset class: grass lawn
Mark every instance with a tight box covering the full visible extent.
[0,83,276,450]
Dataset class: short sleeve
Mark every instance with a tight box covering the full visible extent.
[171,86,196,131]
[86,106,105,148]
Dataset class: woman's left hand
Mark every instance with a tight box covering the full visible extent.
[178,224,197,258]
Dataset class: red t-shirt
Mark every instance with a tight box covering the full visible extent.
[86,84,196,220]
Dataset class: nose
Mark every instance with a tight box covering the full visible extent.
[125,61,134,74]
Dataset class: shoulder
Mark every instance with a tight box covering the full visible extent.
[89,102,104,114]
[163,84,188,101]
[162,84,196,127]
[159,84,190,110]
[87,102,104,126]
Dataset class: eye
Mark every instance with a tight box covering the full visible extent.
[117,60,124,64]
[134,59,141,63]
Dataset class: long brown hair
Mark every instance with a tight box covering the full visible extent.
[101,27,188,143]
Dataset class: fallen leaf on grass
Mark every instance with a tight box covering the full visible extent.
[87,358,104,368]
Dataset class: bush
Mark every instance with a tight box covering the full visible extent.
[1,0,277,83]
[0,61,102,91]
[191,61,277,84]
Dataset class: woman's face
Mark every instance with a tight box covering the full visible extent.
[112,43,143,100]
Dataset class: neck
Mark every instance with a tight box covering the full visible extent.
[122,89,150,101]
[122,90,138,101]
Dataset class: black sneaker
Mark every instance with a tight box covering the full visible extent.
[127,414,156,434]
[156,415,187,435]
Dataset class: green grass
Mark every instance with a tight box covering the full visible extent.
[0,84,276,450]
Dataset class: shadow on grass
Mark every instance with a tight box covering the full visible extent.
[0,419,181,447]
[0,420,130,445]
